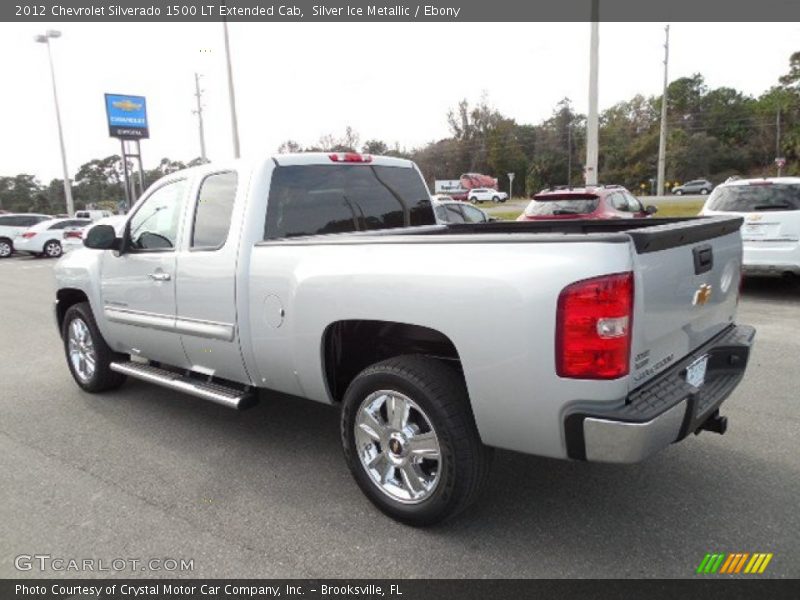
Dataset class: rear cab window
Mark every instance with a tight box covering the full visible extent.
[707,183,800,212]
[264,164,434,239]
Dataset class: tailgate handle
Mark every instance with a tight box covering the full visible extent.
[693,244,713,275]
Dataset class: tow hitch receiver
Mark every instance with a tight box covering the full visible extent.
[696,410,728,435]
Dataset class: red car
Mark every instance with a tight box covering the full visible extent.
[517,186,657,221]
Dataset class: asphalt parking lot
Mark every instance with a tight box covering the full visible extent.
[1,253,798,578]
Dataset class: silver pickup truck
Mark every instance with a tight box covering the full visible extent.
[54,153,755,525]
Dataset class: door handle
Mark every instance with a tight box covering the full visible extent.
[148,272,171,281]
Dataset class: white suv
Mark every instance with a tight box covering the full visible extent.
[700,177,800,276]
[0,213,51,258]
[467,188,508,203]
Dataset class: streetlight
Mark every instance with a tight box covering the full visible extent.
[35,29,74,216]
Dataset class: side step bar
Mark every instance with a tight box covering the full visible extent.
[110,361,255,410]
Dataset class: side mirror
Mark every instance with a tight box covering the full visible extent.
[84,224,121,250]
[645,205,658,215]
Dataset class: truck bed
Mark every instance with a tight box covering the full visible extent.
[257,216,744,255]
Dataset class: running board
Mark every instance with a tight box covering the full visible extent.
[110,361,255,410]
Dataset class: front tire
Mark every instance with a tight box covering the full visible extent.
[0,238,12,258]
[341,355,492,526]
[700,188,709,195]
[62,302,127,392]
[44,240,62,258]
[675,190,683,196]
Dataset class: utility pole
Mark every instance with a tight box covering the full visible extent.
[585,0,600,186]
[656,24,670,197]
[35,30,74,216]
[193,72,207,162]
[222,16,241,159]
[567,120,572,187]
[776,109,782,176]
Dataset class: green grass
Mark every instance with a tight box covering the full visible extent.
[651,200,704,217]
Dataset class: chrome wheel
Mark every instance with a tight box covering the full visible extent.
[355,390,442,504]
[0,241,11,257]
[68,318,96,383]
[45,241,62,258]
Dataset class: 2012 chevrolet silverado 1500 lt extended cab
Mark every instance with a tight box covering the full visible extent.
[54,153,755,524]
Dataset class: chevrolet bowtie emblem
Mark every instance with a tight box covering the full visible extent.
[694,283,713,306]
[112,99,142,112]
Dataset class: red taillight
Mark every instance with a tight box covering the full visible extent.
[328,152,372,163]
[64,230,83,239]
[556,272,634,379]
[21,232,36,239]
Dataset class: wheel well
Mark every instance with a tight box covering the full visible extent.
[322,320,460,402]
[56,288,88,332]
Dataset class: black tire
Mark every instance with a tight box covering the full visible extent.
[341,355,492,526]
[0,238,12,258]
[62,302,127,393]
[700,188,709,195]
[675,189,683,196]
[43,239,62,258]
[492,196,499,202]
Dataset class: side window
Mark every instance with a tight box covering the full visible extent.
[0,216,11,226]
[625,193,643,213]
[48,220,70,230]
[128,180,187,251]
[610,192,628,211]
[191,172,238,249]
[18,216,40,227]
[462,205,487,223]
[443,204,466,223]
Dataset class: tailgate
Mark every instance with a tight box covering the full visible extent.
[627,217,743,389]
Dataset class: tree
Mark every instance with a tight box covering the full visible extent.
[277,139,303,153]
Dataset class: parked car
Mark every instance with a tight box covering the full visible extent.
[54,153,753,525]
[0,213,51,258]
[467,188,508,203]
[673,179,714,195]
[74,209,114,221]
[518,186,656,221]
[700,177,800,277]
[14,217,92,258]
[62,216,125,254]
[433,199,493,224]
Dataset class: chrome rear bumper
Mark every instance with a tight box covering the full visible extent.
[564,324,755,463]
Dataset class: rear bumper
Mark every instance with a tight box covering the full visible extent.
[564,324,755,463]
[742,241,800,275]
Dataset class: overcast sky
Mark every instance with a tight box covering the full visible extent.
[1,22,798,181]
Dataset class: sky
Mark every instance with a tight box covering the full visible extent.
[0,21,798,181]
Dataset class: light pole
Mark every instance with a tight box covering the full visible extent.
[585,0,600,186]
[35,30,74,216]
[656,25,670,197]
[222,17,241,159]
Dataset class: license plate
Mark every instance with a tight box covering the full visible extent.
[686,354,709,388]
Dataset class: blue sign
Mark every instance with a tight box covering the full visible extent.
[104,93,149,139]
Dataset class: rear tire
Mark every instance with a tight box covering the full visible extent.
[44,240,62,258]
[341,355,492,526]
[0,238,12,258]
[62,302,127,393]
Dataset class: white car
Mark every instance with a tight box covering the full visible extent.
[0,213,51,258]
[62,216,126,254]
[467,188,507,203]
[14,217,92,258]
[433,199,492,224]
[700,177,800,276]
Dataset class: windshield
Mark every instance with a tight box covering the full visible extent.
[707,183,800,212]
[524,197,599,216]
